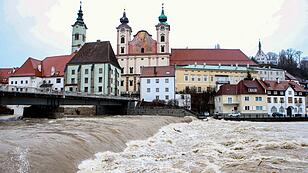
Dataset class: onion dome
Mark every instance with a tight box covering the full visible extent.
[158,3,168,24]
[120,9,129,24]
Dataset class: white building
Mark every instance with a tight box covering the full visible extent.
[140,66,175,102]
[261,80,306,116]
[254,40,278,65]
[252,66,285,81]
[8,55,74,92]
[175,94,191,110]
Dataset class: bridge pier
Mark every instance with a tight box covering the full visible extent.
[23,105,64,119]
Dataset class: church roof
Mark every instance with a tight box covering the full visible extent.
[68,41,121,69]
[170,49,257,66]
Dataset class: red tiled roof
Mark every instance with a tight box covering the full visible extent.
[11,54,74,78]
[0,68,16,84]
[140,66,175,78]
[11,58,42,77]
[42,54,74,77]
[170,49,257,66]
[216,80,266,95]
[260,80,306,92]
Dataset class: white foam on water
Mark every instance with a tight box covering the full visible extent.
[78,119,308,173]
[15,147,30,173]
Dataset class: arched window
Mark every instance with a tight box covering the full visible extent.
[121,37,125,43]
[75,34,79,40]
[141,48,145,53]
[279,106,285,113]
[121,47,125,54]
[299,108,303,113]
[161,45,165,53]
[161,35,165,42]
[271,106,277,113]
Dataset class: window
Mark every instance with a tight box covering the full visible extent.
[165,79,169,83]
[245,106,250,110]
[71,78,75,84]
[274,91,277,95]
[197,75,201,82]
[279,106,285,113]
[75,34,79,40]
[271,106,277,113]
[161,35,165,42]
[156,79,159,83]
[280,91,284,95]
[280,98,284,103]
[141,48,145,53]
[21,80,23,84]
[156,96,159,100]
[299,98,303,103]
[267,91,271,94]
[197,87,201,93]
[11,81,13,84]
[85,69,89,74]
[165,88,169,92]
[294,98,298,103]
[165,95,169,100]
[121,47,125,54]
[161,46,165,53]
[184,75,189,81]
[129,67,133,74]
[191,75,195,81]
[156,88,159,92]
[228,97,232,104]
[299,92,302,96]
[69,87,73,92]
[84,87,88,92]
[255,97,262,101]
[120,80,124,86]
[288,97,292,103]
[82,35,85,42]
[210,76,214,81]
[84,78,88,83]
[99,77,103,83]
[121,37,125,43]
[99,68,103,74]
[56,78,61,83]
[129,80,133,86]
[248,88,257,93]
[72,70,75,75]
[147,88,150,93]
[267,97,271,103]
[256,106,263,110]
[245,97,249,101]
[147,79,151,84]
[98,86,102,92]
[203,75,208,81]
[274,97,278,103]
[299,108,303,113]
[288,91,292,95]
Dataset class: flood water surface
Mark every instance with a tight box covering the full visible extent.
[0,116,189,173]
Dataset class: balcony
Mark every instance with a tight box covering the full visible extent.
[223,101,239,105]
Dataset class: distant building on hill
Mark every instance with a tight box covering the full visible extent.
[251,66,285,81]
[65,41,121,96]
[254,40,278,65]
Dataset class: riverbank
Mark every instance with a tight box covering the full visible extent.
[0,116,192,173]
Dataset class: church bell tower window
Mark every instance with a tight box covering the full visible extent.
[121,37,125,43]
[75,34,79,40]
[141,48,145,53]
[161,35,165,42]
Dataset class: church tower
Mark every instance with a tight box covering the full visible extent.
[71,1,87,53]
[116,9,132,55]
[156,4,170,54]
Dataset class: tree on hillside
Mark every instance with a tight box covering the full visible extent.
[244,71,253,80]
[267,52,278,65]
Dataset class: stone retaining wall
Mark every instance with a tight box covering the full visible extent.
[128,107,197,117]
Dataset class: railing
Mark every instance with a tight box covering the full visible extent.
[0,84,138,101]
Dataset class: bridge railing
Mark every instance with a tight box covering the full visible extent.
[0,84,138,101]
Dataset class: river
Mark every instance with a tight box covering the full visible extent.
[0,116,191,173]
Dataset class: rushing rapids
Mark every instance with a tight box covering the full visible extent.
[0,116,190,173]
[78,118,308,173]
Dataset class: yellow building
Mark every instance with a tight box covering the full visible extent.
[215,80,267,115]
[175,64,259,92]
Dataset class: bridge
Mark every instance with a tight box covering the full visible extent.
[0,85,138,118]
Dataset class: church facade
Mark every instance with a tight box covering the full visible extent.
[116,5,171,96]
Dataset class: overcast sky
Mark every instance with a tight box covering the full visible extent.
[1,0,308,67]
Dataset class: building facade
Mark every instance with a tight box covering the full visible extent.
[175,64,260,92]
[65,41,121,96]
[254,40,278,65]
[8,55,74,92]
[140,66,175,102]
[71,2,87,53]
[252,66,285,81]
[260,80,306,116]
[215,80,267,115]
[116,5,170,96]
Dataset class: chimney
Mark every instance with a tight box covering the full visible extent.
[203,63,206,68]
[219,63,221,68]
[38,64,42,72]
[194,62,197,67]
[97,39,101,42]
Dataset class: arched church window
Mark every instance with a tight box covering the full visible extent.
[75,34,79,40]
[161,46,165,53]
[121,47,125,54]
[121,37,125,43]
[141,48,145,53]
[161,35,165,42]
[271,106,277,113]
[279,106,285,113]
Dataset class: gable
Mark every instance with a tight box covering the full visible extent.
[129,30,157,54]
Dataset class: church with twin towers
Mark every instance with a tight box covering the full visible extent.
[70,2,171,96]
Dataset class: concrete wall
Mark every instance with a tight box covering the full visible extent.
[128,107,196,117]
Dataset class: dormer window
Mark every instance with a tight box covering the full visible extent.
[248,88,257,93]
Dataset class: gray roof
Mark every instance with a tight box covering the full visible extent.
[68,41,121,69]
